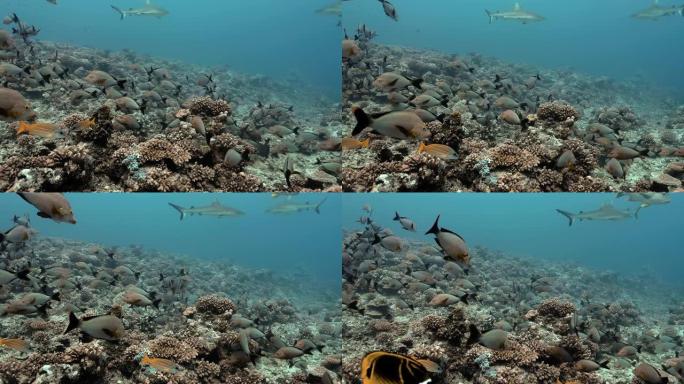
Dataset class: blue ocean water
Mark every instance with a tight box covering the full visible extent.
[344,0,684,99]
[0,193,340,289]
[2,0,341,99]
[343,193,684,286]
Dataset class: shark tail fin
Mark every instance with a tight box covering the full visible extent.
[315,197,328,214]
[111,5,125,20]
[485,9,494,24]
[556,209,575,226]
[634,206,641,220]
[168,203,186,221]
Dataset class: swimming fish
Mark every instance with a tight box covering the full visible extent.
[0,338,28,351]
[617,192,671,208]
[485,3,545,24]
[393,212,415,232]
[122,290,160,308]
[378,0,398,21]
[360,351,439,384]
[634,362,668,384]
[111,0,169,20]
[556,203,639,226]
[18,193,77,224]
[140,355,180,373]
[64,312,124,341]
[0,87,36,122]
[316,1,342,16]
[274,346,304,360]
[417,143,457,160]
[168,201,244,220]
[16,121,58,138]
[1,224,36,243]
[342,137,370,150]
[266,198,327,214]
[373,234,404,252]
[425,215,470,268]
[351,107,429,140]
[632,0,682,20]
[373,73,423,93]
[342,39,362,60]
[0,268,30,285]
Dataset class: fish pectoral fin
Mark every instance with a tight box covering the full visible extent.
[102,328,116,338]
[394,125,411,137]
[36,212,50,219]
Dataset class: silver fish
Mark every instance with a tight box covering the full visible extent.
[632,0,682,20]
[266,198,327,215]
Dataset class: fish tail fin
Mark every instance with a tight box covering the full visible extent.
[393,211,400,221]
[425,215,441,235]
[15,269,30,281]
[485,10,493,24]
[417,142,427,154]
[315,197,328,214]
[0,232,4,243]
[411,78,424,89]
[152,298,161,309]
[111,5,125,20]
[556,209,575,226]
[51,291,61,302]
[361,138,370,148]
[17,121,29,135]
[351,107,371,136]
[634,206,641,220]
[117,79,127,89]
[64,312,80,334]
[168,203,185,220]
[466,324,481,345]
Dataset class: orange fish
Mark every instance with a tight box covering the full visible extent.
[342,137,370,150]
[16,121,58,138]
[140,355,179,373]
[0,338,28,351]
[79,118,96,129]
[417,142,457,160]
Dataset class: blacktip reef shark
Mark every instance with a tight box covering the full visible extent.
[617,192,671,208]
[168,201,244,221]
[556,203,640,226]
[111,0,169,20]
[632,0,683,20]
[485,3,545,24]
[316,1,343,16]
[266,198,328,215]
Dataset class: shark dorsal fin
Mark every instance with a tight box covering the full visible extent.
[514,2,521,11]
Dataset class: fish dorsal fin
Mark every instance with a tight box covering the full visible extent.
[514,2,521,11]
[81,314,106,322]
[211,201,221,207]
[440,227,465,242]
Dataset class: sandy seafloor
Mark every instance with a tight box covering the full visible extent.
[341,41,684,193]
[0,236,342,383]
[0,39,343,192]
[342,225,684,384]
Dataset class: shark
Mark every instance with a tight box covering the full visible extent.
[632,0,683,20]
[266,198,327,215]
[617,192,671,208]
[556,203,640,226]
[111,0,169,20]
[168,201,244,221]
[485,3,545,24]
[316,1,343,16]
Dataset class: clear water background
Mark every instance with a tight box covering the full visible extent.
[343,193,683,286]
[344,0,684,100]
[1,193,341,289]
[1,0,341,99]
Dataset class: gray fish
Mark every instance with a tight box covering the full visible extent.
[266,198,327,214]
[393,212,415,232]
[316,1,342,16]
[111,0,169,20]
[168,201,244,220]
[632,0,682,20]
[485,3,545,24]
[64,312,124,341]
[556,203,640,226]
